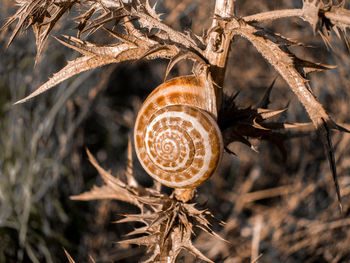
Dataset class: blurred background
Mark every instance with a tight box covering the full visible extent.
[1,0,350,262]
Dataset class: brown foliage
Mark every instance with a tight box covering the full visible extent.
[2,0,350,262]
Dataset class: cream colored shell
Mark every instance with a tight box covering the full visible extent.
[134,75,223,188]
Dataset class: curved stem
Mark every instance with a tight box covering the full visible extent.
[324,11,350,26]
[243,9,303,23]
[244,8,350,28]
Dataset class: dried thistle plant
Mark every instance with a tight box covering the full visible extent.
[70,144,223,262]
[2,0,350,262]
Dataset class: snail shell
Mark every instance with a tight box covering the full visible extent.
[134,75,223,188]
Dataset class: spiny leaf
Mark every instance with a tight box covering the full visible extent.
[33,0,77,62]
[116,214,155,224]
[231,22,343,128]
[219,90,292,156]
[2,0,42,48]
[2,0,78,61]
[14,33,164,104]
[174,227,214,263]
[302,0,321,33]
[124,226,150,237]
[74,7,96,38]
[103,26,153,47]
[231,20,349,209]
[8,1,202,104]
[135,9,203,53]
[57,34,171,61]
[138,44,174,61]
[302,0,350,48]
[119,234,159,246]
[14,55,117,104]
[86,149,124,187]
[293,57,337,75]
[80,7,127,34]
[55,35,137,56]
[161,207,179,245]
[133,195,168,206]
[70,184,138,204]
[253,27,336,75]
[222,127,255,148]
[253,27,311,48]
[71,149,221,262]
[70,149,141,207]
[144,0,163,21]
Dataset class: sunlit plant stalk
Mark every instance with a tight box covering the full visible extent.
[205,0,235,105]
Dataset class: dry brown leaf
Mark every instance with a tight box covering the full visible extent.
[230,19,349,210]
[14,55,117,104]
[2,0,78,62]
[301,0,350,49]
[33,0,76,62]
[71,149,140,207]
[55,35,137,57]
[70,149,221,262]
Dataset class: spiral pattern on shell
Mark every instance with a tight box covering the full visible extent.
[134,76,223,188]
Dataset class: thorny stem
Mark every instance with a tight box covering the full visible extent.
[243,9,303,23]
[243,8,350,26]
[205,0,235,108]
[325,11,350,26]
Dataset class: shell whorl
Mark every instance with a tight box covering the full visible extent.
[134,75,223,188]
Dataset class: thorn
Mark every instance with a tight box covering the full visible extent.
[320,118,343,214]
[258,77,276,108]
[251,145,259,153]
[126,135,138,188]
